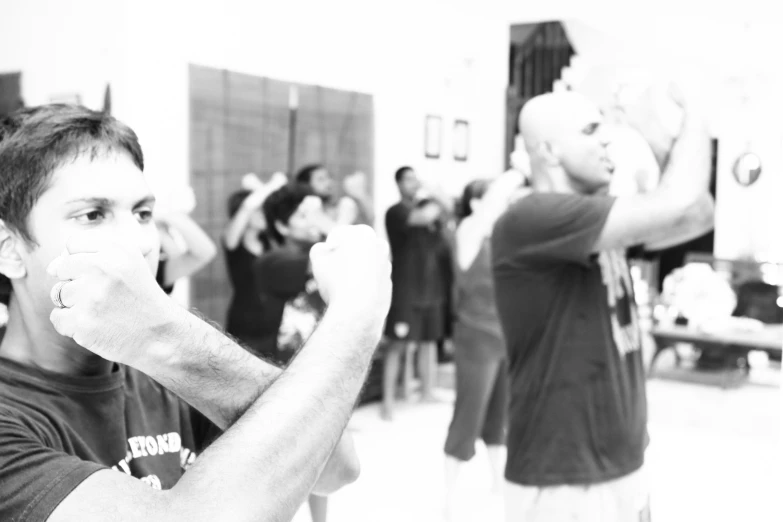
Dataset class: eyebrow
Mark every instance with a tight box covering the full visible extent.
[65,196,157,208]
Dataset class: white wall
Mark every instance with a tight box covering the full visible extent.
[1,0,509,305]
[1,0,508,216]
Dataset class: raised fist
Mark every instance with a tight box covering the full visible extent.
[309,225,391,321]
[241,173,264,191]
[267,171,289,192]
[47,234,183,366]
[342,172,368,200]
[612,79,685,165]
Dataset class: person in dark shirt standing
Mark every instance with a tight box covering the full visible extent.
[253,184,328,366]
[493,89,714,521]
[254,184,333,522]
[382,166,453,420]
[222,172,287,354]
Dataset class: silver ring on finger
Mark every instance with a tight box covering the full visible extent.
[51,280,72,309]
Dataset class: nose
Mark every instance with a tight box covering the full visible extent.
[113,214,159,258]
[597,127,610,149]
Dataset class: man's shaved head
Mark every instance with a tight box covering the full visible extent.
[518,92,614,195]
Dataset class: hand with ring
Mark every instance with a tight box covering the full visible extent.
[50,279,72,309]
[46,233,186,366]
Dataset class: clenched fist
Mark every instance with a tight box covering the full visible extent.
[309,225,391,321]
[47,234,184,366]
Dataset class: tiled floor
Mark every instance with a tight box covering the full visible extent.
[292,361,781,522]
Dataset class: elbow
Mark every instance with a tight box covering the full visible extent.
[204,242,219,262]
[333,449,361,490]
[342,452,361,485]
[312,449,361,496]
[683,193,715,234]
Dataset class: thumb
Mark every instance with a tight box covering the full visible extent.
[309,241,329,262]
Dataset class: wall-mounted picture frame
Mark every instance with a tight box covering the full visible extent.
[453,119,469,161]
[425,115,442,159]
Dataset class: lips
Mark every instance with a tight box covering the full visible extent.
[602,156,616,174]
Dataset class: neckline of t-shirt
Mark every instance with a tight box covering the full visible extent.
[0,356,125,394]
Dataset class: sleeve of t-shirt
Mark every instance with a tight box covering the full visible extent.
[0,413,105,521]
[385,203,412,249]
[254,252,310,299]
[492,193,615,266]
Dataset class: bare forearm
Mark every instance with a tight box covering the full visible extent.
[658,112,712,198]
[140,310,282,429]
[162,214,217,260]
[162,306,380,521]
[644,193,715,251]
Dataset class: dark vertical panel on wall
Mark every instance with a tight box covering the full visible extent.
[189,64,374,326]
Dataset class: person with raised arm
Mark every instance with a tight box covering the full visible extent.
[0,105,390,522]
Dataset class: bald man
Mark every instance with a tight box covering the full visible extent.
[491,90,714,521]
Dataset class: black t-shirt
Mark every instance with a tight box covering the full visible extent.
[385,201,451,313]
[0,357,218,521]
[223,240,268,339]
[492,192,647,487]
[253,249,326,366]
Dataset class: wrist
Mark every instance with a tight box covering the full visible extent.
[323,299,386,339]
[130,305,201,375]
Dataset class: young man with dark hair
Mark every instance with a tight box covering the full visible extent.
[0,105,391,521]
[256,184,328,365]
[382,166,454,420]
[493,89,713,521]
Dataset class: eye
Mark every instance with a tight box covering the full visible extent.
[137,209,154,222]
[74,209,105,224]
[583,123,600,136]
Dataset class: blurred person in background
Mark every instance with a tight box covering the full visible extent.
[382,166,454,420]
[154,202,217,296]
[493,85,713,521]
[222,172,288,355]
[443,168,528,521]
[253,184,338,522]
[296,164,374,227]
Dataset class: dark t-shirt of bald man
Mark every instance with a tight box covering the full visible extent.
[492,192,647,487]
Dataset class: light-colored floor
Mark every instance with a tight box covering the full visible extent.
[293,360,781,522]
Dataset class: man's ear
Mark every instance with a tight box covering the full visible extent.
[538,141,560,168]
[274,220,290,239]
[0,221,27,280]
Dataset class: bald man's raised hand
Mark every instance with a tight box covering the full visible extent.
[595,86,714,253]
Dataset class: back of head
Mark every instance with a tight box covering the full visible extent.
[295,164,324,186]
[227,189,252,218]
[262,184,312,244]
[518,92,597,152]
[394,166,413,184]
[518,92,611,193]
[458,179,490,220]
[0,104,143,305]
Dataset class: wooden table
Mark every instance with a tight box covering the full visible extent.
[649,323,783,387]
